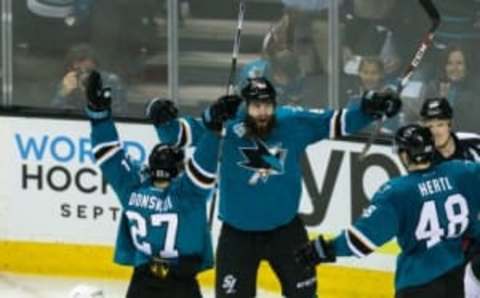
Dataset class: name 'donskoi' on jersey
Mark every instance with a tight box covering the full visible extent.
[154,101,374,231]
[90,118,219,271]
[332,160,480,291]
[433,132,480,163]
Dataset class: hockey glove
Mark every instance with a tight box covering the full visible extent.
[294,235,336,269]
[85,70,112,119]
[202,94,242,132]
[145,98,178,125]
[361,85,402,119]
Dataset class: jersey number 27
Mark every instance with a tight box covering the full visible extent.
[126,210,179,258]
[415,194,469,248]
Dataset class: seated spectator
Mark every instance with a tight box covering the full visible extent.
[424,45,480,131]
[51,43,127,115]
[237,49,304,105]
[343,57,402,134]
[343,56,385,98]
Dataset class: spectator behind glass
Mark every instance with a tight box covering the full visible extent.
[51,43,127,115]
[237,49,304,105]
[259,23,327,108]
[344,57,401,134]
[278,0,348,76]
[344,56,385,97]
[425,45,480,132]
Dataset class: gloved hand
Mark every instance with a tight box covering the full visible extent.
[202,94,242,132]
[86,70,112,113]
[294,235,336,269]
[146,98,178,125]
[361,84,402,119]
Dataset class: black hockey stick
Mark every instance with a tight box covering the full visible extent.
[226,0,246,95]
[208,0,246,228]
[359,0,440,159]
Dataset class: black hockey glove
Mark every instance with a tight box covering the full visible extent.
[145,98,178,125]
[85,70,112,119]
[361,85,402,119]
[202,94,242,132]
[294,235,336,269]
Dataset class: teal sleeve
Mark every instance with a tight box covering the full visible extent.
[90,118,141,205]
[154,116,206,148]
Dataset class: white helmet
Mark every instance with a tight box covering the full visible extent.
[68,284,104,298]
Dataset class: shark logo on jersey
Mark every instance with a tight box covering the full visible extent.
[238,138,287,185]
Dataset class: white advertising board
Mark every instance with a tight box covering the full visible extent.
[0,116,157,244]
[0,116,407,271]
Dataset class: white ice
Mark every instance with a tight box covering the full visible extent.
[0,272,281,298]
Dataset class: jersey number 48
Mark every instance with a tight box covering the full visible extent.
[415,194,469,248]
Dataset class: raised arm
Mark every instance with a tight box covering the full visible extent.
[85,71,142,204]
[289,87,402,146]
[146,98,206,148]
[176,94,242,199]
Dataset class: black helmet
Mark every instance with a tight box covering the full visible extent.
[394,124,434,164]
[148,144,184,181]
[420,97,453,120]
[241,77,276,106]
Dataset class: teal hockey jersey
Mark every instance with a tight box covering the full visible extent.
[333,160,480,290]
[155,101,373,231]
[90,117,219,271]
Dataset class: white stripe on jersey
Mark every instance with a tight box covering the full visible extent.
[456,132,480,141]
[185,157,215,189]
[340,108,348,136]
[346,226,378,257]
[96,145,122,166]
[329,110,339,139]
[92,140,121,155]
[345,230,367,258]
[191,155,215,179]
[176,118,193,148]
[455,132,480,161]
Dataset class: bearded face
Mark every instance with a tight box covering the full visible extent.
[245,101,276,139]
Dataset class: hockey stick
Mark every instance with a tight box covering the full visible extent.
[208,0,246,228]
[359,0,440,159]
[226,0,246,95]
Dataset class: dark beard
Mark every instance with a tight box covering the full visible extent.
[245,115,276,139]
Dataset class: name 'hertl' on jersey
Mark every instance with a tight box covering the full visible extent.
[332,160,480,290]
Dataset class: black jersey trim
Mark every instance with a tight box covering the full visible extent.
[186,158,215,189]
[346,227,376,257]
[176,118,192,148]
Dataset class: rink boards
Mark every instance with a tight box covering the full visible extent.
[0,115,406,297]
